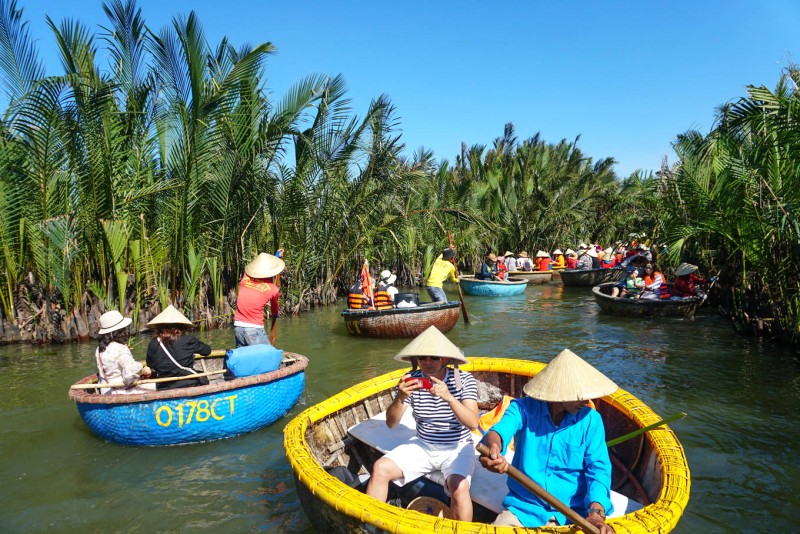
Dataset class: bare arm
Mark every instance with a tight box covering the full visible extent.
[386,375,417,428]
[478,430,509,473]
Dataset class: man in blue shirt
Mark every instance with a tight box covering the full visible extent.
[479,349,618,533]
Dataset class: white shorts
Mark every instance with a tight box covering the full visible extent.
[384,437,476,490]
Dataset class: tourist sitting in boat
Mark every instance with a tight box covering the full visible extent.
[496,253,509,281]
[477,253,501,281]
[233,251,286,347]
[426,247,459,302]
[366,326,479,521]
[479,349,617,533]
[619,269,644,299]
[564,249,578,269]
[600,248,617,269]
[94,310,155,394]
[504,251,518,272]
[517,251,534,271]
[146,305,212,390]
[671,262,715,299]
[535,250,551,271]
[552,249,565,269]
[577,248,597,269]
[640,263,667,300]
[374,270,399,310]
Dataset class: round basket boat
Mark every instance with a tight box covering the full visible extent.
[69,352,308,446]
[593,282,703,318]
[459,276,528,296]
[341,301,460,338]
[560,267,626,287]
[284,357,690,533]
[507,271,553,284]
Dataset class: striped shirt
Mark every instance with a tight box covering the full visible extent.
[400,368,478,444]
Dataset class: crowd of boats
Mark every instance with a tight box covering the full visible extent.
[67,240,699,532]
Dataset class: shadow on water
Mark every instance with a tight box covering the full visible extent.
[1,282,799,532]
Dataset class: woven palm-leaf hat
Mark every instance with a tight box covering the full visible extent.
[504,250,515,257]
[394,326,467,364]
[147,304,193,328]
[552,249,563,256]
[518,251,529,258]
[245,252,285,279]
[536,250,550,258]
[674,262,699,277]
[523,349,618,402]
[586,248,599,258]
[565,248,576,256]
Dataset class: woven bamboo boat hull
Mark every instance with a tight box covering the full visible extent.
[459,276,528,296]
[560,268,626,287]
[593,283,703,318]
[507,271,553,284]
[341,301,460,338]
[70,353,308,446]
[284,357,690,533]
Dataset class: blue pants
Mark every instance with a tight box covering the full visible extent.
[234,326,271,348]
[426,286,448,302]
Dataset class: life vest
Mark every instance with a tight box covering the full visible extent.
[348,285,369,309]
[373,287,394,310]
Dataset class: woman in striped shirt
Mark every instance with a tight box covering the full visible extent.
[366,326,479,521]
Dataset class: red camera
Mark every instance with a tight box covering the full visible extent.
[404,376,433,389]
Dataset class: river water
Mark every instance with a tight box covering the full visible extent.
[1,283,799,533]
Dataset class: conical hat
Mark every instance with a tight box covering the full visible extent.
[674,262,698,276]
[586,248,598,258]
[604,247,613,255]
[504,251,515,257]
[552,249,563,256]
[394,326,467,364]
[245,252,285,279]
[565,248,575,256]
[147,304,193,327]
[536,250,549,258]
[523,349,618,402]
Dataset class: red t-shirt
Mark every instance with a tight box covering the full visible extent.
[234,275,279,327]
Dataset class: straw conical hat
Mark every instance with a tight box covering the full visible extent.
[147,304,193,327]
[674,262,698,276]
[586,248,598,258]
[523,349,618,402]
[535,250,549,258]
[604,247,613,255]
[394,326,467,364]
[552,249,563,256]
[504,251,515,257]
[565,248,575,256]
[245,252,285,279]
[518,251,529,258]
[486,253,498,261]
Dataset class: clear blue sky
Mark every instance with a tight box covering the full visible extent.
[19,0,800,176]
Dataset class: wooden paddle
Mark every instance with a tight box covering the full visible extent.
[270,248,284,345]
[70,370,226,390]
[700,269,721,305]
[476,443,600,534]
[447,231,469,324]
[606,412,687,447]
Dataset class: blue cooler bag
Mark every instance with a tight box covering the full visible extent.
[226,344,283,377]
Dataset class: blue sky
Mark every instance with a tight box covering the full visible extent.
[18,0,800,176]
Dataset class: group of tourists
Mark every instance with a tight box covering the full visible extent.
[366,326,616,532]
[94,250,287,395]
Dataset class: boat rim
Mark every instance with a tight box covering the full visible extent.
[341,301,460,318]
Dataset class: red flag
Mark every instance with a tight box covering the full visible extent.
[361,259,374,309]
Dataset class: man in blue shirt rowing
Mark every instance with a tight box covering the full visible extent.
[479,349,618,533]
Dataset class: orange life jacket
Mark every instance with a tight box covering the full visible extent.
[348,288,368,309]
[373,288,394,310]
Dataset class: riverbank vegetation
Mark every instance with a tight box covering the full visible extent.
[0,0,797,350]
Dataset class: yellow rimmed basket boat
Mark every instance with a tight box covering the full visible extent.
[284,357,690,533]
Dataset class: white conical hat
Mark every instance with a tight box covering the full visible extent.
[245,252,285,279]
[674,262,698,276]
[394,325,467,364]
[536,250,550,258]
[586,248,598,258]
[523,349,618,402]
[552,249,563,255]
[147,304,193,327]
[565,248,576,256]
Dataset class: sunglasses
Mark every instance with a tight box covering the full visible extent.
[416,356,441,361]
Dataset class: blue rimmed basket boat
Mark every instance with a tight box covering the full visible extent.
[560,267,626,287]
[459,275,528,296]
[593,282,703,318]
[69,352,308,446]
[341,301,460,338]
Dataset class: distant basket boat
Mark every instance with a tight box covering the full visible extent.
[459,275,528,296]
[284,357,690,533]
[593,282,703,318]
[507,270,553,284]
[69,352,308,446]
[561,267,626,287]
[341,301,461,338]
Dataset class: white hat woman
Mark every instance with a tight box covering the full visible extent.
[366,326,479,521]
[145,305,212,390]
[234,251,286,347]
[94,310,155,394]
[375,269,399,309]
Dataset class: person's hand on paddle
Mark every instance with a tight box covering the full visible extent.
[139,366,152,378]
[479,441,509,474]
[586,505,616,534]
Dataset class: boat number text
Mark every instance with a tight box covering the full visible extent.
[155,395,238,428]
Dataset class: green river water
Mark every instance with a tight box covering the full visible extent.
[1,283,799,533]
